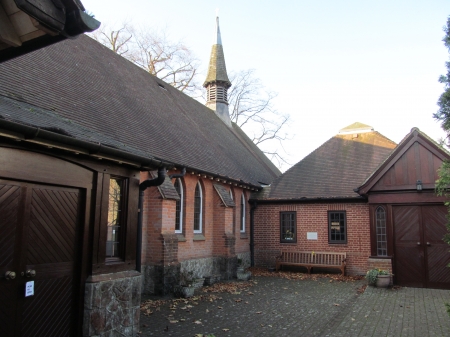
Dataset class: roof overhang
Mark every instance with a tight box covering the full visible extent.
[0,0,100,62]
[249,196,367,204]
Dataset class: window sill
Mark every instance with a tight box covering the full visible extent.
[280,241,297,244]
[193,234,205,241]
[240,233,248,239]
[328,243,348,246]
[177,234,186,242]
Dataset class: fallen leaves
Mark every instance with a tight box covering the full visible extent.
[249,267,364,283]
[201,280,254,294]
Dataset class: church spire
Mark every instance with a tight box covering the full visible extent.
[204,16,232,127]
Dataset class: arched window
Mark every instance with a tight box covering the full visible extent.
[376,206,387,256]
[240,193,246,233]
[174,178,183,233]
[193,182,203,233]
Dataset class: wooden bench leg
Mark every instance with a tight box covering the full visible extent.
[307,266,311,274]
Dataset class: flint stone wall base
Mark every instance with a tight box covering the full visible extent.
[83,271,141,337]
[142,263,180,295]
[142,256,240,295]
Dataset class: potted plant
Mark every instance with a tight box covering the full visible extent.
[366,268,391,288]
[174,270,195,298]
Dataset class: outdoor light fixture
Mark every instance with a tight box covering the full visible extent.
[416,180,423,191]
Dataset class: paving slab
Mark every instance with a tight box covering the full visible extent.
[138,275,450,337]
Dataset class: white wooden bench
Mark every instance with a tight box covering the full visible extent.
[276,251,347,276]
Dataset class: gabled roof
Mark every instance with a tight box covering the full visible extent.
[255,128,397,201]
[0,35,280,186]
[213,184,235,207]
[356,128,450,196]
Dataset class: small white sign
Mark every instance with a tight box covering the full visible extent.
[307,232,318,240]
[25,281,34,297]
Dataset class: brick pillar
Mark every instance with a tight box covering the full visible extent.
[213,190,236,279]
[140,173,179,294]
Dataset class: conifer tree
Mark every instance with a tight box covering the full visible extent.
[435,16,450,247]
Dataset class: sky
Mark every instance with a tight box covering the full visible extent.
[82,0,450,172]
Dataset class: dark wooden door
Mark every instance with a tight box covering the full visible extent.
[422,206,450,289]
[393,206,425,287]
[393,205,450,289]
[0,180,83,337]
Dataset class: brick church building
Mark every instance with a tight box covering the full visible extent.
[1,2,449,336]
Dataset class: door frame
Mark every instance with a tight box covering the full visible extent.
[0,145,94,336]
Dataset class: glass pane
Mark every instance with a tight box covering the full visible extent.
[107,178,122,258]
[194,184,201,231]
[376,207,387,256]
[174,179,182,232]
[281,212,295,241]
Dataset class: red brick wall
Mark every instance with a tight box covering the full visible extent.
[235,190,250,255]
[254,203,371,275]
[141,170,251,266]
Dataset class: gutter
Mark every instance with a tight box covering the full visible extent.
[136,167,166,272]
[0,119,172,169]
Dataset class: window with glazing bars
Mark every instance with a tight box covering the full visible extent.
[240,193,245,232]
[280,212,296,242]
[174,178,183,233]
[328,211,346,244]
[106,178,124,258]
[376,206,387,256]
[193,183,202,232]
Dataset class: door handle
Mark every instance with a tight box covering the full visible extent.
[417,242,421,246]
[426,242,431,246]
[5,271,16,280]
[25,270,36,278]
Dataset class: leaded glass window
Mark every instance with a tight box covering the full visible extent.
[376,206,387,256]
[240,193,246,232]
[174,178,183,233]
[107,178,123,258]
[193,183,202,233]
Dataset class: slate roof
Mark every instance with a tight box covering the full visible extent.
[151,171,180,200]
[255,130,397,200]
[0,35,280,186]
[213,184,235,207]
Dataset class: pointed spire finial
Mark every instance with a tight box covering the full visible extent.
[215,12,222,45]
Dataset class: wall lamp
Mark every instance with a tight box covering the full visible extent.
[416,180,423,191]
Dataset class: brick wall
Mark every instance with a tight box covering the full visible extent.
[140,170,251,292]
[254,202,371,275]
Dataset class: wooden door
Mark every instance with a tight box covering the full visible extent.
[422,206,450,289]
[393,206,425,287]
[393,205,450,289]
[0,180,83,336]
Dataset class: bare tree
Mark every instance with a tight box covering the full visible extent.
[228,69,291,168]
[89,23,201,95]
[90,23,134,56]
[131,28,201,95]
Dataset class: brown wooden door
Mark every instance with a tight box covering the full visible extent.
[0,180,83,336]
[422,206,450,289]
[393,205,450,289]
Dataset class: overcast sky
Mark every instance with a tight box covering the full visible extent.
[82,0,450,171]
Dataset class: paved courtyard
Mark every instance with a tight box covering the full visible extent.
[138,270,450,337]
